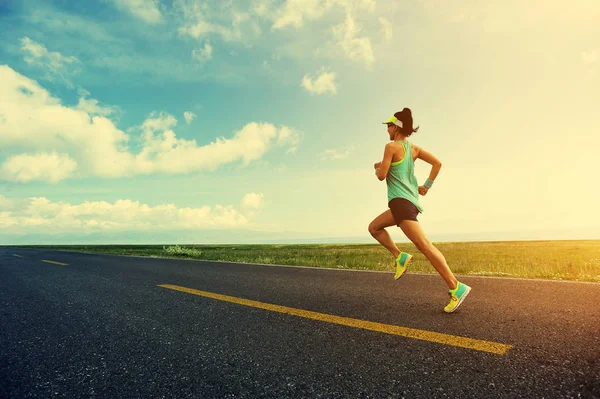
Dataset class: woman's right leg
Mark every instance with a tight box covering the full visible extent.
[398,220,458,290]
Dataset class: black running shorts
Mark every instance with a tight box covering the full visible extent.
[388,197,419,225]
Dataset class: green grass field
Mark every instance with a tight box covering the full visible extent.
[8,240,600,282]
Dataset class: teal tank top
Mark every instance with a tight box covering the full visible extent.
[386,140,424,213]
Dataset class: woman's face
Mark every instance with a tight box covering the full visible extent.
[387,123,396,137]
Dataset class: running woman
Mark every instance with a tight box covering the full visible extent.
[368,108,471,313]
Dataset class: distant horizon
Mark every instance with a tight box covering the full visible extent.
[4,238,599,245]
[1,225,598,246]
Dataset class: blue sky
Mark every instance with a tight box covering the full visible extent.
[1,0,599,244]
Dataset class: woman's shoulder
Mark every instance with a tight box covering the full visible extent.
[408,141,421,158]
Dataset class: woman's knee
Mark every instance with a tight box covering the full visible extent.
[368,222,381,235]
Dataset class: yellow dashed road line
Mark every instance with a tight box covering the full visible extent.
[158,284,512,355]
[41,260,69,266]
[13,254,23,257]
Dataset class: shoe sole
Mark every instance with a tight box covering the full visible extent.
[394,254,413,280]
[445,286,472,313]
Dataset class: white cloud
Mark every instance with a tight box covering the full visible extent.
[271,0,331,30]
[301,68,337,94]
[332,14,374,68]
[75,97,119,117]
[111,0,162,24]
[379,17,393,42]
[0,195,255,232]
[192,42,213,63]
[20,37,81,69]
[78,87,91,97]
[270,0,375,29]
[276,126,302,154]
[140,111,178,134]
[269,0,377,67]
[0,66,301,183]
[176,1,214,38]
[134,115,301,172]
[319,145,355,160]
[253,0,274,17]
[241,192,264,209]
[0,152,78,184]
[175,1,378,68]
[176,0,261,43]
[19,37,82,86]
[0,65,132,182]
[175,0,379,69]
[183,111,197,124]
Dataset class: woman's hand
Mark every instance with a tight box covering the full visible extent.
[418,186,429,196]
[374,162,382,169]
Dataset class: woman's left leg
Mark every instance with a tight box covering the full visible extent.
[368,209,401,259]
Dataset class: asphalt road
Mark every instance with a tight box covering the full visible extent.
[1,247,599,398]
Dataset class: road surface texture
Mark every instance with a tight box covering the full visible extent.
[1,247,599,398]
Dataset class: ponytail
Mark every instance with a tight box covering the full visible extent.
[394,108,420,137]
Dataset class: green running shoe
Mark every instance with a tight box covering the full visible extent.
[394,252,413,280]
[444,281,472,313]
